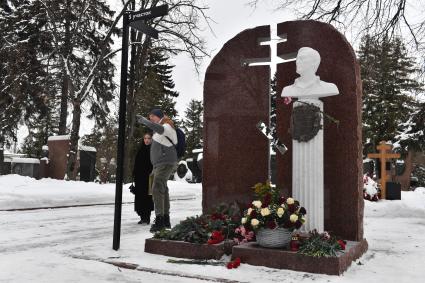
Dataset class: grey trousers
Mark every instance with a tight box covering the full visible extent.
[152,163,177,216]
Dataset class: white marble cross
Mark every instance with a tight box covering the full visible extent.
[242,25,297,180]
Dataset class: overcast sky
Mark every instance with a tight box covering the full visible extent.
[16,0,296,149]
[13,0,424,150]
[170,0,425,116]
[171,0,296,116]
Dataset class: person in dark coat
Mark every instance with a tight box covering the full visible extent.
[133,133,154,224]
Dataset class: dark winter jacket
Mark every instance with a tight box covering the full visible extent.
[133,143,153,214]
[138,116,178,168]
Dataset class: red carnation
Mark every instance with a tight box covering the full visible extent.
[295,220,303,229]
[208,230,225,245]
[227,258,241,269]
[266,220,277,229]
[288,204,296,213]
[250,210,257,218]
[211,213,226,221]
[337,240,346,250]
[262,193,272,207]
[279,196,286,205]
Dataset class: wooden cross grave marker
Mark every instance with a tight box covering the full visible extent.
[367,141,401,199]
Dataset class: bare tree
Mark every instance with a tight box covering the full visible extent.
[123,0,212,180]
[39,0,133,179]
[248,0,425,73]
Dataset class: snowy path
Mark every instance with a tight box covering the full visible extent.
[1,175,425,282]
[0,198,206,282]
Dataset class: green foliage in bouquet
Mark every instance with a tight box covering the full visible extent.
[298,230,346,257]
[241,182,307,232]
[153,203,241,244]
[154,216,210,244]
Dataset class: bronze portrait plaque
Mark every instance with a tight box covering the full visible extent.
[290,104,322,142]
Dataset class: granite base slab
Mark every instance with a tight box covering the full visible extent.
[232,239,368,275]
[145,238,234,260]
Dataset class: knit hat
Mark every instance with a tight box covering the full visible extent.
[149,109,164,119]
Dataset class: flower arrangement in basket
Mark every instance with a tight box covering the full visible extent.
[239,182,307,248]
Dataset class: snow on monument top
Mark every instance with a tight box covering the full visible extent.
[48,135,70,141]
[11,157,40,164]
[79,145,97,152]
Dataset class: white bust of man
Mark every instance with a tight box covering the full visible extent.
[281,47,339,98]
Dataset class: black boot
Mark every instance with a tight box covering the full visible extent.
[164,214,171,228]
[138,217,150,225]
[150,215,165,232]
[138,212,151,225]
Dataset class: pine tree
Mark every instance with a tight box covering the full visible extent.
[182,99,203,159]
[394,102,425,152]
[135,49,179,119]
[358,35,423,154]
[39,0,119,179]
[81,117,118,182]
[124,49,180,180]
[0,0,55,147]
[20,93,61,157]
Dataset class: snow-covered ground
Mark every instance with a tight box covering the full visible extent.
[0,175,199,210]
[1,175,425,282]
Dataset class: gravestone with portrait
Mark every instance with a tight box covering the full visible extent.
[204,20,364,241]
[146,19,367,274]
[203,19,367,273]
[281,47,340,232]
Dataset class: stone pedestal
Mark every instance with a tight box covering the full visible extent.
[232,240,368,275]
[276,20,364,241]
[144,238,234,260]
[292,99,324,232]
[47,135,70,180]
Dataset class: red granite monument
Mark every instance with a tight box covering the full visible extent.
[203,24,270,213]
[146,20,367,274]
[203,20,364,242]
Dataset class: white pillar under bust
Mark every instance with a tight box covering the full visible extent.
[281,47,339,232]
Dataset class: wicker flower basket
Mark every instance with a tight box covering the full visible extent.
[256,228,292,248]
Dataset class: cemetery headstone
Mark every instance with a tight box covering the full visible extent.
[2,155,11,175]
[275,20,364,240]
[0,146,3,175]
[394,151,414,190]
[146,19,368,275]
[186,158,199,182]
[79,146,97,182]
[47,135,70,179]
[386,182,401,200]
[11,158,40,179]
[281,46,340,232]
[203,24,270,211]
[174,161,193,182]
[367,141,401,199]
[204,20,364,241]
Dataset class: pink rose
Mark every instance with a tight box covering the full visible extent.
[283,97,292,105]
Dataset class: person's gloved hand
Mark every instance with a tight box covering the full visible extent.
[136,114,147,124]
